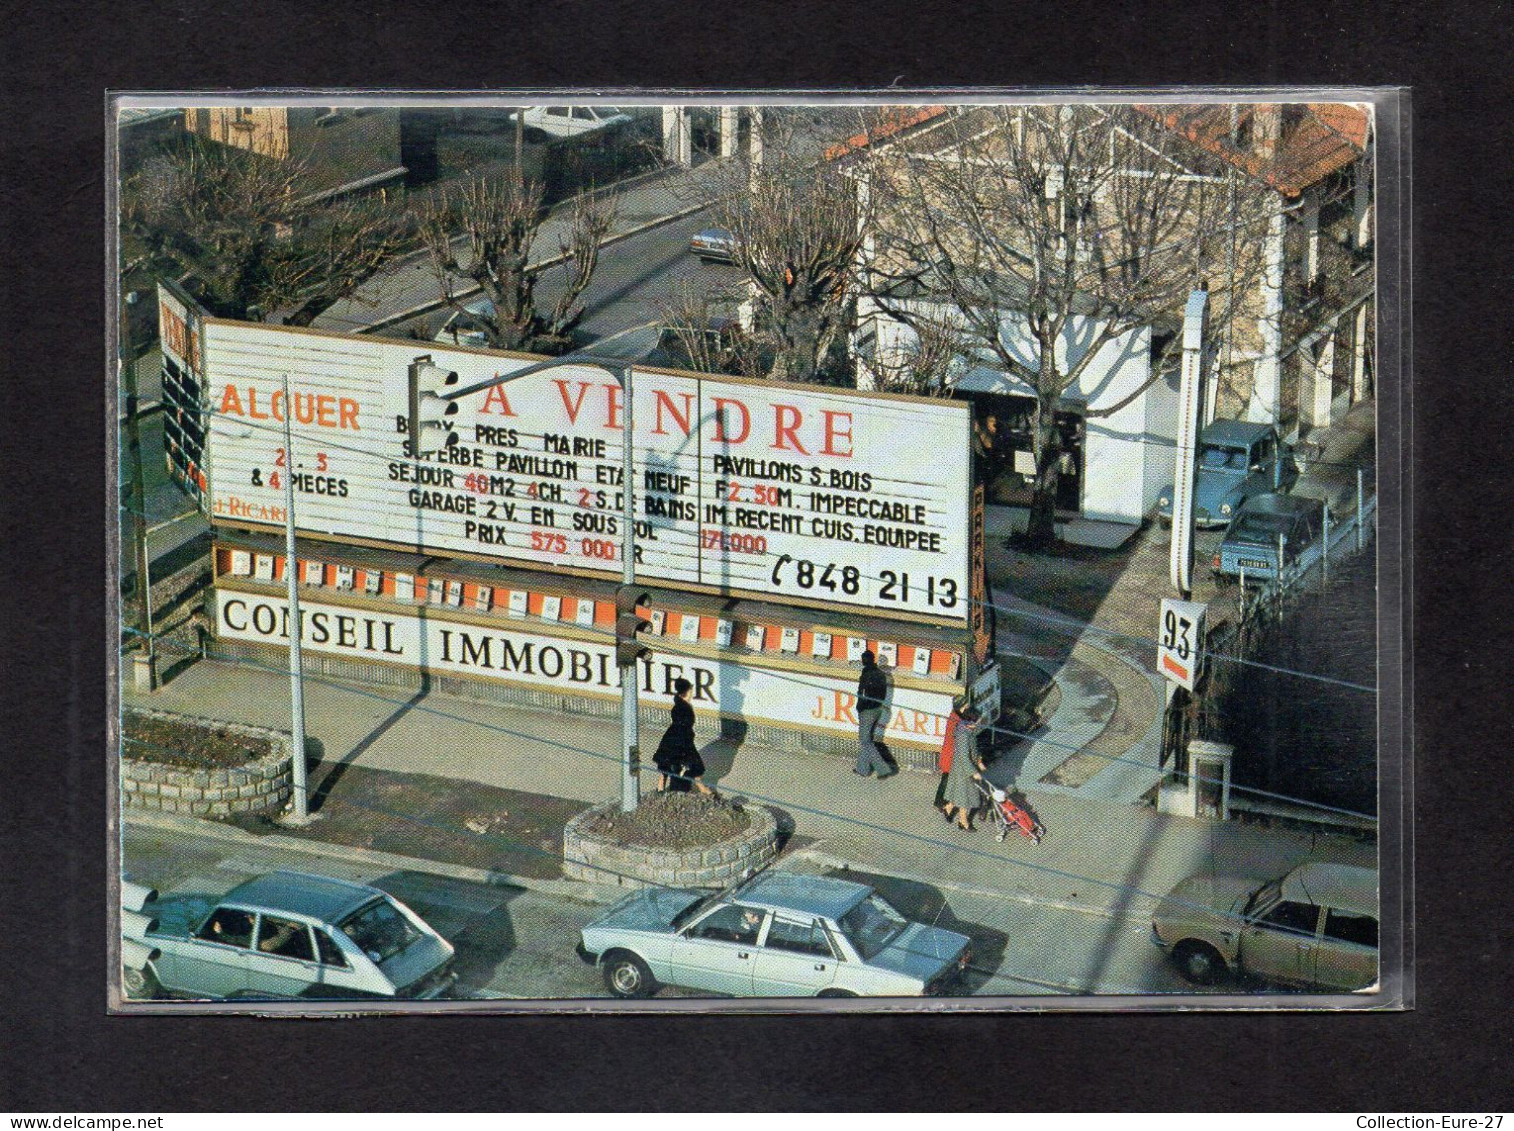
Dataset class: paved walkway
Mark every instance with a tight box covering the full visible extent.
[312,159,731,336]
[123,654,1373,920]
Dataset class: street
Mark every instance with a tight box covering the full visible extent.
[122,819,1193,1000]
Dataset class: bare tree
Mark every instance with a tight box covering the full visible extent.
[423,173,616,354]
[857,312,966,397]
[861,104,1272,547]
[711,117,870,383]
[654,282,761,377]
[123,138,418,324]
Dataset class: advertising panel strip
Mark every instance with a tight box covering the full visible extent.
[199,321,972,623]
[213,589,959,749]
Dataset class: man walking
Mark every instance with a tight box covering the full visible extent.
[854,649,893,779]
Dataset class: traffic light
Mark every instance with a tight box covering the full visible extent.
[615,586,652,667]
[407,355,460,456]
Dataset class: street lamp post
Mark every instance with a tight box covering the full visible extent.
[281,373,312,822]
[427,328,658,813]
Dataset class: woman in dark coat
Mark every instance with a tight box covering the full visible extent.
[940,706,986,831]
[653,678,712,794]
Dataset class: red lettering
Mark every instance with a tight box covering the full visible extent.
[651,390,694,437]
[480,385,515,417]
[604,383,623,430]
[294,393,317,425]
[554,379,592,424]
[218,385,244,417]
[317,396,337,427]
[270,389,285,422]
[339,398,360,430]
[247,387,268,420]
[821,410,854,458]
[711,397,751,444]
[771,403,808,454]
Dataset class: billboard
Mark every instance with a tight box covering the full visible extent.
[197,319,973,623]
[157,281,210,511]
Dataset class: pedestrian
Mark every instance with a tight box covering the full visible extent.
[653,678,712,794]
[854,649,894,779]
[935,700,980,820]
[941,705,987,832]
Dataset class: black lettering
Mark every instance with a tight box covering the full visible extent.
[539,646,563,679]
[336,616,357,648]
[252,604,277,635]
[693,667,715,702]
[382,622,404,655]
[311,611,330,644]
[498,639,534,673]
[223,599,248,632]
[460,633,492,668]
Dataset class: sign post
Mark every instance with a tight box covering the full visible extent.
[1169,291,1210,599]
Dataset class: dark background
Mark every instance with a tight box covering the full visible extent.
[2,0,1509,1111]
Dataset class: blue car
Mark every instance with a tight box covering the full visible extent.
[1157,420,1298,528]
[1213,492,1326,581]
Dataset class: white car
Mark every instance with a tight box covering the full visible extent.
[514,106,632,143]
[578,871,973,999]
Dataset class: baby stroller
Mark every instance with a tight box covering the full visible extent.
[974,776,1045,844]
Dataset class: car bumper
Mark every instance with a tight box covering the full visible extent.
[574,939,599,965]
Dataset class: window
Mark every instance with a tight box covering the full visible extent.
[1324,910,1378,949]
[764,916,832,958]
[1258,900,1319,938]
[197,907,254,949]
[838,895,908,960]
[572,107,596,121]
[690,904,766,945]
[339,898,422,963]
[257,915,315,961]
[545,107,570,118]
[314,929,350,968]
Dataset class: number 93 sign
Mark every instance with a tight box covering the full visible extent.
[1158,598,1207,690]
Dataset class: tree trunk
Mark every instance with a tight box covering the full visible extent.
[770,303,826,383]
[1025,390,1062,549]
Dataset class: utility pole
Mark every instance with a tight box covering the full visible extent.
[281,372,311,823]
[121,290,157,692]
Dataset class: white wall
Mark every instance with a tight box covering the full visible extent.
[872,303,1168,523]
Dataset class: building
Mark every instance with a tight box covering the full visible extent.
[836,102,1373,527]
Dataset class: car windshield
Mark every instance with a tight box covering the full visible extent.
[338,897,423,964]
[670,892,719,931]
[1200,445,1249,471]
[837,894,908,960]
[1242,879,1282,918]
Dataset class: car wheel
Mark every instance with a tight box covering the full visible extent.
[122,963,161,1000]
[816,988,857,998]
[601,950,657,999]
[1172,941,1228,985]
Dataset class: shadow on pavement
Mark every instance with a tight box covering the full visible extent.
[371,870,528,995]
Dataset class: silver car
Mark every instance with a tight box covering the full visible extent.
[1151,861,1377,991]
[121,871,456,1001]
[578,871,973,999]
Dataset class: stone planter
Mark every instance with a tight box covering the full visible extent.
[121,707,293,820]
[563,801,780,891]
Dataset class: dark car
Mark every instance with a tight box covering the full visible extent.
[1157,419,1298,528]
[1214,492,1326,581]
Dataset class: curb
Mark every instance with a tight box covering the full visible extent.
[123,808,624,906]
[785,845,1151,925]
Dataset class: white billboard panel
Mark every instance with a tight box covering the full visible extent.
[201,321,972,622]
[213,591,958,749]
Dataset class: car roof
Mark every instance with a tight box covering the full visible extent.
[1233,492,1324,519]
[1201,419,1274,447]
[224,871,382,922]
[733,872,872,920]
[1281,862,1377,916]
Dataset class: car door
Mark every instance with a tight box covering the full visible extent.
[750,913,838,997]
[1315,907,1378,991]
[1240,899,1322,986]
[244,913,321,999]
[667,903,764,996]
[172,905,255,998]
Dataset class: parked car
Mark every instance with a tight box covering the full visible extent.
[578,871,973,999]
[643,316,745,371]
[1157,419,1298,528]
[121,871,456,1001]
[1213,492,1326,581]
[688,227,737,263]
[1151,861,1377,990]
[512,105,632,143]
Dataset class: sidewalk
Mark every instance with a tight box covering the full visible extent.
[122,656,1373,922]
[312,158,730,336]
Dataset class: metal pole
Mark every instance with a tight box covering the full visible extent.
[620,363,640,814]
[121,296,157,692]
[282,373,310,821]
[1322,505,1331,591]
